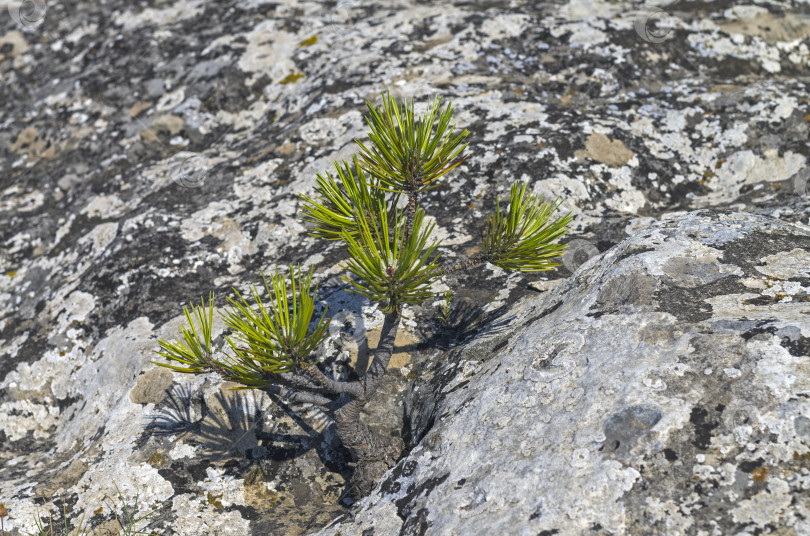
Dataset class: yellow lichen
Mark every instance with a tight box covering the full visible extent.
[147,452,168,467]
[793,451,810,463]
[206,491,224,509]
[243,465,267,486]
[751,466,769,482]
[299,35,318,47]
[279,72,304,84]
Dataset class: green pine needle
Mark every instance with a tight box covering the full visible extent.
[153,266,330,388]
[221,265,330,381]
[482,183,574,272]
[341,200,443,314]
[298,156,400,242]
[355,91,469,194]
[153,292,215,374]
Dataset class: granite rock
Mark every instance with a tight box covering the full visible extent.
[1,0,809,534]
[318,209,810,536]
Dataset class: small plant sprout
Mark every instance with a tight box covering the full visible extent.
[439,290,453,327]
[20,482,164,536]
[154,91,573,498]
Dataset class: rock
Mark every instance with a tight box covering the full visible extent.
[577,132,635,167]
[317,210,810,536]
[1,0,809,534]
[528,279,564,293]
[130,367,174,405]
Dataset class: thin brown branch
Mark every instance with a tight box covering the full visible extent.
[404,189,418,241]
[200,352,233,380]
[301,364,363,398]
[360,311,401,397]
[262,385,333,408]
[440,252,488,275]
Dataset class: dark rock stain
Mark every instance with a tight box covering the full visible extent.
[690,407,719,450]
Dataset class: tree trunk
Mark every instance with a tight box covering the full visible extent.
[334,311,405,498]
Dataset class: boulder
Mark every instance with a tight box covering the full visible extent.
[318,209,810,536]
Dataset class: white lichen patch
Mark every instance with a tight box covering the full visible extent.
[0,187,45,214]
[55,290,96,332]
[80,193,127,219]
[422,215,473,247]
[751,339,809,398]
[695,149,806,207]
[169,441,201,461]
[730,477,793,526]
[238,20,302,86]
[113,0,205,30]
[756,248,810,279]
[171,493,251,535]
[0,398,60,441]
[77,222,119,256]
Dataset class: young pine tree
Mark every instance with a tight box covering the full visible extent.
[154,92,573,499]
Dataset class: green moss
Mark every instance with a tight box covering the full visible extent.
[279,72,304,84]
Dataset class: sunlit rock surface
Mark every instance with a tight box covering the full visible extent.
[1,0,808,534]
[319,210,810,536]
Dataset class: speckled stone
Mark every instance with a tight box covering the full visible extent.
[318,210,810,536]
[1,0,809,534]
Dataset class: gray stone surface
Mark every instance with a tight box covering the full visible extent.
[1,0,809,534]
[319,210,810,536]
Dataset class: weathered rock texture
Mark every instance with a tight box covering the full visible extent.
[319,209,810,536]
[1,0,809,534]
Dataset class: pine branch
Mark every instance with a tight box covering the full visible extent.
[277,371,325,392]
[481,183,573,272]
[404,189,418,241]
[298,156,399,242]
[262,385,333,408]
[341,204,443,313]
[355,91,469,195]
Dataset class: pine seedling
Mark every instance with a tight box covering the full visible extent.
[154,91,572,499]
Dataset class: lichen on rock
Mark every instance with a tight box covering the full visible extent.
[1,0,809,534]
